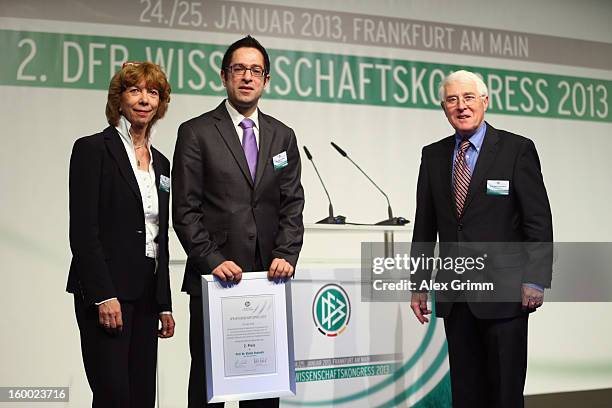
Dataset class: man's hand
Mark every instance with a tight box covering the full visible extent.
[158,314,175,338]
[268,258,294,280]
[410,292,431,324]
[98,298,123,332]
[521,284,544,312]
[212,261,243,282]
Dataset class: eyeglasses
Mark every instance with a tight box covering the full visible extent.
[226,64,266,77]
[122,61,143,68]
[444,94,483,107]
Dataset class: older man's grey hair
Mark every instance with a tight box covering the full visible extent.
[438,70,488,102]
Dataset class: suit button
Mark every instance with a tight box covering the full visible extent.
[457,224,463,231]
[248,233,256,240]
[136,230,144,234]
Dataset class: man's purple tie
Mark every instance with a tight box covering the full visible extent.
[239,118,258,182]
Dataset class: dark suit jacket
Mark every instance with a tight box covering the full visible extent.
[411,122,553,319]
[172,101,305,295]
[67,126,172,311]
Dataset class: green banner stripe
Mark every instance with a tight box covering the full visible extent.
[2,29,610,122]
[296,363,396,383]
[376,342,449,408]
[399,373,452,408]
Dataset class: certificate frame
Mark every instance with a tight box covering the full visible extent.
[201,272,296,403]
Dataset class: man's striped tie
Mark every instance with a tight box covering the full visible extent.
[453,138,471,217]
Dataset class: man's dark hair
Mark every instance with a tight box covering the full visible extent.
[221,35,270,75]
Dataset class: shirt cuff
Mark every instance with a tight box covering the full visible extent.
[94,297,117,306]
[523,283,544,292]
[159,311,172,315]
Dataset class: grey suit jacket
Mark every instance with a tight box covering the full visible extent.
[172,101,305,295]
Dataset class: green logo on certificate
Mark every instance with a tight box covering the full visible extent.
[313,284,351,337]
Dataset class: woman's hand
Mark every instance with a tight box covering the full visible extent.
[98,299,123,333]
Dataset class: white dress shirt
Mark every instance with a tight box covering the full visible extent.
[225,99,260,149]
[116,116,159,260]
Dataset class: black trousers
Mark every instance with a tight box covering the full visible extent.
[74,259,159,408]
[443,302,529,408]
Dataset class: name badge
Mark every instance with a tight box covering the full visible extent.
[159,175,171,192]
[272,151,288,170]
[486,179,509,195]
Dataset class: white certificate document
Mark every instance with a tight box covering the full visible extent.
[201,272,295,403]
[222,295,277,377]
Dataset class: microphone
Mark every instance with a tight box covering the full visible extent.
[330,142,409,226]
[303,146,346,224]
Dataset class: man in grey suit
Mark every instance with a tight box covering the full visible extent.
[172,36,305,407]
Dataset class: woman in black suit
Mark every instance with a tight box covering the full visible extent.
[67,62,174,407]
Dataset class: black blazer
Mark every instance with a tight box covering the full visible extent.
[411,123,553,318]
[67,126,172,311]
[172,101,305,295]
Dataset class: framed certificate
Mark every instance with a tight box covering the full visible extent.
[201,272,296,403]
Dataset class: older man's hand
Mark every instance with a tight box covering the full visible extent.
[521,284,544,312]
[410,292,432,324]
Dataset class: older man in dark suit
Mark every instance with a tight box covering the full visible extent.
[409,70,553,408]
[172,36,304,408]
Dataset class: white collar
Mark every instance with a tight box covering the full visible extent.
[224,100,259,130]
[115,115,155,147]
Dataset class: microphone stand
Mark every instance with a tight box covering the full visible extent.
[303,146,346,224]
[330,142,409,226]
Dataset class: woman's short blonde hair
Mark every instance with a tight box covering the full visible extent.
[105,62,171,130]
